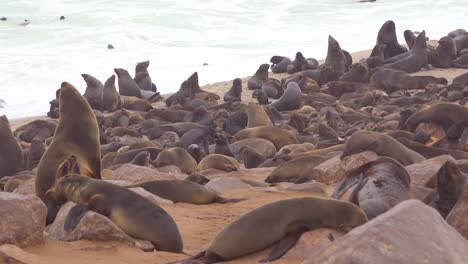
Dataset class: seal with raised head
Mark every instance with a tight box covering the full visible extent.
[36,82,101,223]
[102,74,122,112]
[384,30,429,73]
[429,36,457,68]
[114,68,141,97]
[341,130,425,166]
[270,82,302,112]
[179,197,367,263]
[322,35,347,75]
[223,78,242,102]
[45,174,183,253]
[81,74,104,110]
[126,180,245,204]
[213,133,235,158]
[270,55,292,74]
[247,64,269,90]
[339,62,369,83]
[0,115,24,178]
[134,60,156,92]
[154,147,197,174]
[233,126,299,150]
[376,20,408,59]
[332,157,410,219]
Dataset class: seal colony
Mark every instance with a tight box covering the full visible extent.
[2,20,468,263]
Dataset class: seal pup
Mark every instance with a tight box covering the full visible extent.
[36,82,101,223]
[430,36,457,68]
[384,30,429,73]
[45,174,183,253]
[0,115,24,178]
[248,64,269,90]
[114,68,141,98]
[341,131,425,166]
[154,147,197,174]
[126,180,245,204]
[81,74,104,110]
[177,197,367,263]
[102,74,122,112]
[376,20,408,59]
[270,55,292,73]
[332,157,410,219]
[270,82,302,112]
[134,60,156,92]
[223,78,242,102]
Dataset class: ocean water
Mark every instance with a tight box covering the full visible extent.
[0,0,467,118]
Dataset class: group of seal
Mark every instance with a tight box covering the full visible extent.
[2,20,468,263]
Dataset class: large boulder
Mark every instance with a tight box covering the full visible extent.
[111,164,181,183]
[302,200,468,264]
[447,180,468,239]
[405,155,454,188]
[0,193,46,247]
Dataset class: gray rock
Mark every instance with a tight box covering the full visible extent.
[112,164,177,183]
[204,177,251,193]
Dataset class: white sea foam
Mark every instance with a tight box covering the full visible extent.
[0,0,467,118]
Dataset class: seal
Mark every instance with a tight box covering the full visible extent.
[369,68,419,93]
[247,103,273,128]
[222,111,248,135]
[102,74,122,112]
[376,20,408,59]
[270,55,292,74]
[165,80,193,107]
[248,64,269,90]
[154,147,197,174]
[262,78,283,99]
[339,62,369,83]
[404,103,468,132]
[134,60,156,92]
[454,35,468,56]
[191,106,213,126]
[180,197,367,263]
[223,78,242,102]
[146,108,191,123]
[239,145,266,169]
[233,126,299,150]
[197,154,240,172]
[114,68,141,98]
[451,54,468,69]
[429,160,467,218]
[286,52,318,74]
[126,180,245,204]
[0,115,24,178]
[384,30,429,73]
[332,157,410,219]
[341,130,425,165]
[186,144,206,164]
[45,174,183,252]
[270,82,302,112]
[322,35,347,75]
[26,137,46,170]
[265,155,331,183]
[396,137,468,160]
[113,147,161,166]
[430,36,457,68]
[448,28,468,38]
[81,74,104,110]
[404,30,416,50]
[36,82,101,223]
[252,89,269,105]
[362,44,386,69]
[213,133,235,158]
[230,138,277,158]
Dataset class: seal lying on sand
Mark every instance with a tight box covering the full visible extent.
[177,197,367,263]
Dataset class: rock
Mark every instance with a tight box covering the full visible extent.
[112,164,177,183]
[286,181,327,195]
[405,155,454,188]
[12,178,35,195]
[0,244,47,264]
[104,180,131,186]
[303,200,468,264]
[309,151,378,184]
[156,165,185,175]
[447,181,468,239]
[204,177,251,193]
[283,229,345,261]
[46,202,154,251]
[129,187,173,205]
[0,193,46,247]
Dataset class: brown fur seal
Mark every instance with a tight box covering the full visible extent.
[286,52,318,74]
[247,103,273,128]
[252,89,269,105]
[429,160,467,218]
[230,138,277,158]
[165,80,193,107]
[396,137,468,160]
[233,126,299,150]
[265,155,331,183]
[214,133,235,157]
[451,54,468,69]
[362,44,386,69]
[322,35,347,75]
[332,157,410,219]
[0,115,24,178]
[430,36,457,68]
[126,180,245,204]
[339,62,369,83]
[369,68,420,93]
[270,55,292,74]
[384,30,429,73]
[404,103,468,132]
[121,96,152,112]
[154,147,197,174]
[239,145,266,169]
[247,64,269,90]
[341,131,425,165]
[102,74,122,112]
[180,197,367,263]
[223,78,242,102]
[134,60,156,92]
[27,137,46,170]
[45,174,183,252]
[404,30,416,50]
[454,35,468,55]
[81,74,104,110]
[296,76,320,94]
[114,68,141,97]
[448,28,467,38]
[270,82,302,112]
[376,20,408,59]
[261,78,283,99]
[198,154,240,172]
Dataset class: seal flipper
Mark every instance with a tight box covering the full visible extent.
[259,227,308,263]
[45,201,60,225]
[64,204,90,231]
[349,175,369,206]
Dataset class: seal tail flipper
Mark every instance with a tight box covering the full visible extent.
[259,227,307,263]
[349,175,369,206]
[214,196,247,204]
[165,251,218,264]
[64,204,90,231]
